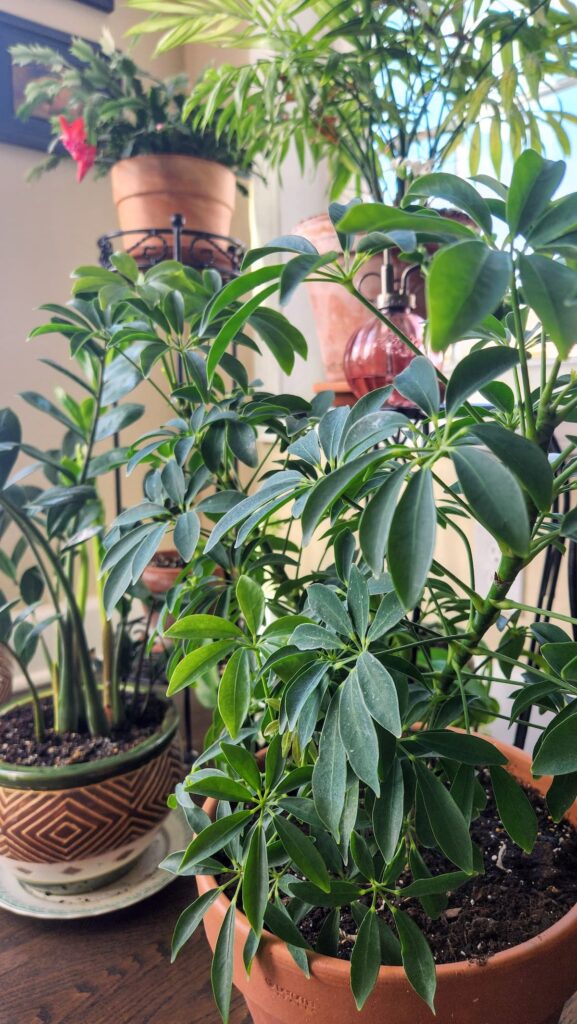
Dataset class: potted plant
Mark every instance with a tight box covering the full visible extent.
[10,31,258,249]
[128,0,577,381]
[0,268,189,893]
[102,149,577,1024]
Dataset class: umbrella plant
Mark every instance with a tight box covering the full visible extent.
[95,149,577,1018]
[127,0,577,202]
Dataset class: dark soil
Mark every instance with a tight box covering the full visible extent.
[148,550,185,569]
[0,693,167,768]
[298,775,577,965]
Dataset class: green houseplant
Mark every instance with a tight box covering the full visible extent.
[0,271,184,891]
[0,252,307,893]
[100,150,577,1023]
[128,0,577,202]
[11,31,260,242]
[127,0,577,382]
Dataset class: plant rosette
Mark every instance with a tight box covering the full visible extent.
[181,739,577,1024]
[0,693,181,893]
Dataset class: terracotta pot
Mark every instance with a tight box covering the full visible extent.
[0,695,181,892]
[0,645,12,705]
[296,214,383,383]
[110,154,237,259]
[298,210,474,385]
[141,549,186,597]
[197,736,577,1024]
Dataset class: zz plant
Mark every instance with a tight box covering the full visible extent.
[8,254,310,743]
[122,148,577,1020]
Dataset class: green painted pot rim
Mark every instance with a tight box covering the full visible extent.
[0,691,179,791]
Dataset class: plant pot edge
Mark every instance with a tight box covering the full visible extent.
[196,734,577,1023]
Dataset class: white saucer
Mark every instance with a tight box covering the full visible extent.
[0,809,190,920]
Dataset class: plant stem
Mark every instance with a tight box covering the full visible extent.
[8,646,46,742]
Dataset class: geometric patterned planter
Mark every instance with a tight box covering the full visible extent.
[0,697,181,892]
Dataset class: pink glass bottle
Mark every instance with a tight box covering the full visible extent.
[344,258,440,406]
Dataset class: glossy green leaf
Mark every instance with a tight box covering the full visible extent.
[263,902,311,950]
[339,670,380,795]
[490,766,538,854]
[212,900,236,1023]
[185,772,254,803]
[221,743,261,793]
[166,615,244,641]
[218,648,251,739]
[172,509,200,562]
[470,423,553,511]
[506,150,565,236]
[171,888,221,962]
[547,772,577,822]
[394,908,436,1012]
[388,469,436,609]
[394,356,440,417]
[359,466,408,576]
[307,584,352,636]
[301,450,384,545]
[275,815,330,892]
[519,254,577,359]
[236,574,265,636]
[373,758,404,863]
[357,652,402,737]
[427,241,511,351]
[337,204,476,240]
[168,640,237,696]
[408,730,507,766]
[351,911,381,1010]
[180,810,252,869]
[445,346,520,414]
[403,172,492,234]
[284,663,328,730]
[347,565,369,639]
[452,447,530,556]
[0,409,21,489]
[532,712,577,775]
[312,692,347,840]
[414,761,474,872]
[367,591,405,642]
[243,825,268,935]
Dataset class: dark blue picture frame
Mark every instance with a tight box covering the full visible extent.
[74,0,115,10]
[0,13,83,152]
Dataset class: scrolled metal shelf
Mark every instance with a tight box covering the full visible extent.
[97,214,246,280]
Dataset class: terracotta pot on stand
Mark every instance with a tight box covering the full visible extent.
[110,154,237,266]
[197,736,577,1024]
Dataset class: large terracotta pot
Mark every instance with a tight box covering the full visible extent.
[296,214,383,383]
[110,154,237,255]
[0,694,181,892]
[197,736,577,1024]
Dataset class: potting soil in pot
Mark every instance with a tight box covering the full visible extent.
[0,694,167,768]
[297,773,577,965]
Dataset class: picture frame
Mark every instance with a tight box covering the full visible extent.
[73,0,115,11]
[0,13,78,152]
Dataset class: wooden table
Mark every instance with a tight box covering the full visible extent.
[0,875,250,1024]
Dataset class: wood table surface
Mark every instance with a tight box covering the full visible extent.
[0,875,250,1024]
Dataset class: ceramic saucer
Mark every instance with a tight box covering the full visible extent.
[0,808,190,920]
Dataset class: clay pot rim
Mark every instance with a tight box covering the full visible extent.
[197,733,577,981]
[111,153,238,177]
[0,690,179,791]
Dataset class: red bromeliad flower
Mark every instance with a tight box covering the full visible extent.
[58,116,97,182]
